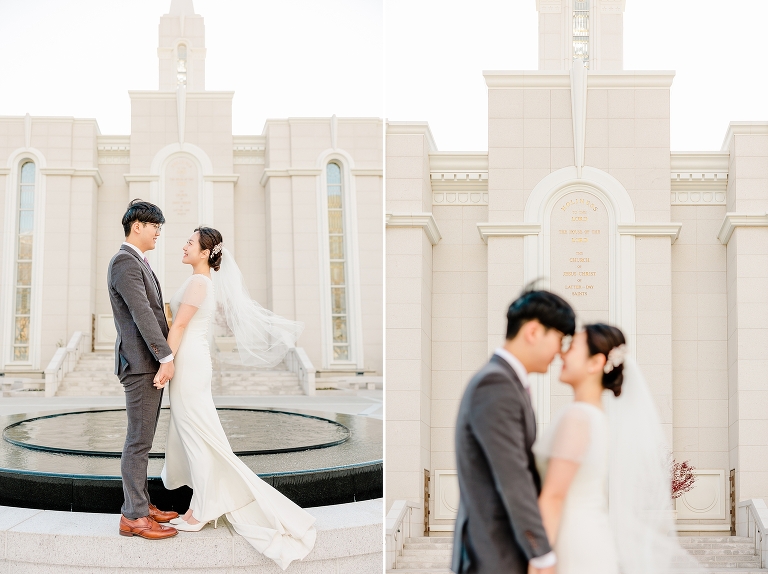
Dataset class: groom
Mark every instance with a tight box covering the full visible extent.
[451,289,575,574]
[107,199,179,539]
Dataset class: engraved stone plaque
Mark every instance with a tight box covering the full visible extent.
[164,156,199,292]
[550,191,609,324]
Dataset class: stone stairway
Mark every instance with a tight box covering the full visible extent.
[390,537,452,573]
[386,535,768,573]
[55,351,303,397]
[677,536,766,572]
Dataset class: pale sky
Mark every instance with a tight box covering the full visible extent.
[0,0,383,135]
[385,0,768,152]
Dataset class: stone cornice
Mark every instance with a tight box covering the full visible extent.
[429,152,488,172]
[476,223,541,244]
[40,168,103,186]
[259,168,322,187]
[386,122,438,152]
[351,169,383,177]
[484,70,675,89]
[124,174,159,183]
[617,223,682,243]
[0,168,10,175]
[386,213,442,245]
[720,122,768,152]
[717,213,768,244]
[429,152,488,192]
[128,91,235,100]
[203,174,239,183]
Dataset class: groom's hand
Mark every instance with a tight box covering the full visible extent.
[153,360,174,388]
[529,566,555,574]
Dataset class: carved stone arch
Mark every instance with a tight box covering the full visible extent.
[149,142,213,293]
[523,166,637,426]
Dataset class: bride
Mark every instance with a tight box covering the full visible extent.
[153,226,316,571]
[533,323,701,574]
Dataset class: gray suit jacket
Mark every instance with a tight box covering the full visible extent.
[451,354,551,574]
[107,245,172,378]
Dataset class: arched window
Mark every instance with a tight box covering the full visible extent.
[326,162,350,361]
[12,161,35,362]
[177,44,187,86]
[573,0,590,67]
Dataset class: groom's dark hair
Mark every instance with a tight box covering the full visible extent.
[122,199,165,237]
[506,284,576,340]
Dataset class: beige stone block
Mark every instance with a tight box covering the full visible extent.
[387,420,422,447]
[733,157,768,179]
[736,471,768,500]
[462,272,487,294]
[699,400,728,428]
[387,444,422,472]
[433,293,462,319]
[584,146,609,169]
[433,272,461,295]
[587,89,608,119]
[523,89,551,119]
[697,315,726,342]
[673,370,697,400]
[637,334,672,365]
[386,471,422,501]
[550,119,573,148]
[551,147,573,170]
[737,390,768,420]
[387,390,422,422]
[607,90,634,118]
[386,360,422,391]
[462,341,489,372]
[697,451,729,471]
[608,119,635,148]
[733,360,768,390]
[635,119,670,148]
[388,277,422,304]
[738,446,768,472]
[489,119,525,147]
[431,426,456,452]
[432,245,462,273]
[433,341,462,371]
[585,118,608,148]
[432,370,464,401]
[489,149,524,171]
[674,399,699,427]
[634,89,670,119]
[523,119,551,148]
[388,303,422,330]
[489,89,524,119]
[462,244,487,272]
[697,272,726,294]
[523,147,550,170]
[432,318,461,342]
[699,370,728,400]
[735,419,768,445]
[387,328,423,362]
[431,399,460,428]
[673,427,698,452]
[699,427,729,452]
[431,451,457,471]
[550,89,572,119]
[636,263,671,286]
[698,340,727,371]
[524,168,550,191]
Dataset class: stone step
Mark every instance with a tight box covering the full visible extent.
[397,562,451,570]
[388,569,452,573]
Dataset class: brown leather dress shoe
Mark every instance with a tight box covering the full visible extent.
[119,515,178,540]
[148,503,179,523]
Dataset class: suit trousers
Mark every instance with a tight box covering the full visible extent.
[120,372,164,519]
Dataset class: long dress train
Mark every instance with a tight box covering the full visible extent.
[160,274,316,571]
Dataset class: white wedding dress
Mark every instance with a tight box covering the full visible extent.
[160,273,316,571]
[534,402,619,574]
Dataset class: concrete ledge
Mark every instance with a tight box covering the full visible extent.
[0,499,382,573]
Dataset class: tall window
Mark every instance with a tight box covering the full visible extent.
[327,162,350,361]
[177,44,187,86]
[573,0,590,67]
[13,161,35,362]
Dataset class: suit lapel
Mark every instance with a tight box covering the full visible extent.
[490,354,536,436]
[119,245,162,303]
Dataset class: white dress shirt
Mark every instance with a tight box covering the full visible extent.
[493,347,557,570]
[121,242,173,364]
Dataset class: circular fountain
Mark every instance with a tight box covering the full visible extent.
[0,406,382,513]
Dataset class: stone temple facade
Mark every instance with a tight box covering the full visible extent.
[0,0,383,384]
[386,0,768,536]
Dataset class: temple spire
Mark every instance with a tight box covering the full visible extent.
[158,0,206,90]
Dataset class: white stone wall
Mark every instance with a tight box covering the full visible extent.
[385,127,434,534]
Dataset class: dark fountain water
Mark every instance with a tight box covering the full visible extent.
[0,407,382,513]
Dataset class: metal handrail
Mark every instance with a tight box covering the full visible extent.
[386,500,421,570]
[738,499,767,568]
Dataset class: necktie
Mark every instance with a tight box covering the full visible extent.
[143,256,151,270]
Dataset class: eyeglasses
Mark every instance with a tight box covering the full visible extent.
[142,222,162,231]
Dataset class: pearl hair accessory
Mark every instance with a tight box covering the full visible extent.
[212,243,223,256]
[604,344,627,374]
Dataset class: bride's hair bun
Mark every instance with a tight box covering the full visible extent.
[194,226,224,271]
[584,323,627,397]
